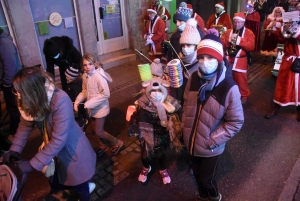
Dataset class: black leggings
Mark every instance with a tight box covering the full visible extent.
[141,144,167,170]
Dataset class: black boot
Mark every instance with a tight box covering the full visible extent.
[265,103,280,119]
[296,106,300,122]
[265,110,278,119]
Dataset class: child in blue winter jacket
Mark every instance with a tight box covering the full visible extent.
[74,53,124,156]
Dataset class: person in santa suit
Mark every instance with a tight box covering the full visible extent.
[186,4,205,33]
[245,1,261,52]
[265,20,300,121]
[261,7,285,62]
[144,0,171,31]
[221,12,255,104]
[142,3,167,61]
[205,2,232,36]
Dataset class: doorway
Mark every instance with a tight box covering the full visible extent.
[93,0,129,55]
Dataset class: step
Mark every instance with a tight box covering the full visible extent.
[99,54,136,70]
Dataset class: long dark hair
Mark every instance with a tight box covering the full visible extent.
[13,67,54,119]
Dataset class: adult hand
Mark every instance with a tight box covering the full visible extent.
[74,100,79,112]
[2,150,21,164]
[16,160,33,174]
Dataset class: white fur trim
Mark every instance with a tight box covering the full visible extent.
[215,4,224,9]
[147,9,157,14]
[236,36,241,45]
[233,16,245,21]
[275,22,281,28]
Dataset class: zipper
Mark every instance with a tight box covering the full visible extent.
[189,102,203,155]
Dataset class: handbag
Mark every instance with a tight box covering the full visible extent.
[290,43,300,73]
[39,119,55,177]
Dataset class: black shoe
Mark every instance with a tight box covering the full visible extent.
[265,110,278,119]
[96,146,108,157]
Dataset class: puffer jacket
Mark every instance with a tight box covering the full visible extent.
[76,68,112,118]
[182,65,244,157]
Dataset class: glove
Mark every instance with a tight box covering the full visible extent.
[128,124,140,137]
[145,38,153,46]
[2,150,21,164]
[74,100,80,112]
[16,160,33,174]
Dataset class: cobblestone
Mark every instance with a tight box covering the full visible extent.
[125,146,133,152]
[135,147,142,152]
[96,188,106,197]
[120,150,127,155]
[130,142,139,148]
[112,169,120,176]
[98,170,107,177]
[113,162,119,166]
[114,171,129,185]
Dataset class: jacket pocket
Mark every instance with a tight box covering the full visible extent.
[63,145,78,162]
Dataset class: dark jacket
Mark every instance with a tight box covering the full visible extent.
[0,30,21,86]
[254,1,269,22]
[182,64,244,157]
[10,89,96,186]
[44,36,82,91]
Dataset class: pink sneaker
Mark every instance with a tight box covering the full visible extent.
[138,166,151,183]
[160,169,171,184]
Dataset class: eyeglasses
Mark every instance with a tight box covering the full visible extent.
[12,88,18,96]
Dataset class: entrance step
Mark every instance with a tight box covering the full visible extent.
[99,54,136,70]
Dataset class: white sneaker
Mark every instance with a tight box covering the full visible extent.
[138,166,151,183]
[160,169,171,184]
[88,182,96,193]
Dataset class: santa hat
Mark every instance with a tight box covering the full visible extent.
[179,18,201,45]
[173,2,191,23]
[197,34,223,63]
[147,3,157,14]
[150,58,163,77]
[233,12,246,21]
[215,2,225,10]
[187,4,193,12]
[65,66,79,83]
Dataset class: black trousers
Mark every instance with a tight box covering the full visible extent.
[192,155,220,198]
[141,144,167,170]
[1,85,20,135]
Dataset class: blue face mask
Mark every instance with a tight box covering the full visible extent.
[53,53,60,59]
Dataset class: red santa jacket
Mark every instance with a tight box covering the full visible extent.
[272,27,300,105]
[206,11,232,31]
[142,16,167,55]
[195,13,205,32]
[221,26,255,72]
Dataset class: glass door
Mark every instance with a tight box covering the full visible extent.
[94,0,128,55]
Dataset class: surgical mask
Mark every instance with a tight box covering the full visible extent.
[199,58,218,74]
[150,91,163,102]
[178,23,186,31]
[182,46,195,56]
[53,53,60,59]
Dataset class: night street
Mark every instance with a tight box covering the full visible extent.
[13,54,300,201]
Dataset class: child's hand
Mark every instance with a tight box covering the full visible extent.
[74,101,79,112]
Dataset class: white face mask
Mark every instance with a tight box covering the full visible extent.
[182,46,195,56]
[150,91,163,102]
[178,23,186,31]
[199,58,218,74]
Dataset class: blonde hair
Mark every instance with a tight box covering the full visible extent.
[81,53,101,69]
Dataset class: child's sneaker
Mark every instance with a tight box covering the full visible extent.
[111,140,124,155]
[138,166,151,183]
[209,193,222,201]
[159,169,171,184]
